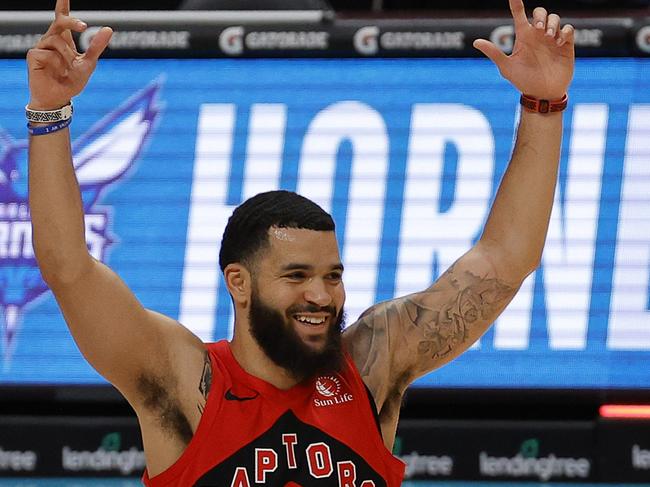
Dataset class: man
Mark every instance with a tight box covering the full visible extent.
[26,0,574,484]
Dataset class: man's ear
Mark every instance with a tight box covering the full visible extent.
[224,263,251,306]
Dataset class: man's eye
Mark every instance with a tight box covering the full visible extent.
[287,273,306,280]
[328,273,343,281]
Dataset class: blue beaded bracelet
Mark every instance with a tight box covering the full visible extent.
[27,118,72,136]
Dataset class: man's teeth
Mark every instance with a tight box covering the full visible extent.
[295,315,326,324]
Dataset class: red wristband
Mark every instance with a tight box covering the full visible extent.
[520,93,568,114]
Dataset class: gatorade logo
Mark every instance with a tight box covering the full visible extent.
[219,26,245,56]
[636,26,650,53]
[353,26,379,56]
[490,25,514,53]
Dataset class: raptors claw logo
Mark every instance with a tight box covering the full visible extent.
[0,81,162,369]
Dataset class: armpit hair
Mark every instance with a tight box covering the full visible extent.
[137,374,193,445]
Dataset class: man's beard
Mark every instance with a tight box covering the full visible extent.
[249,287,345,382]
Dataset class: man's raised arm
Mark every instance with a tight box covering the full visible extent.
[28,3,112,284]
[27,0,204,403]
[344,0,575,423]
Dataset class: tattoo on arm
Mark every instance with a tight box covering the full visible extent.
[197,351,212,415]
[349,263,517,398]
[406,264,516,362]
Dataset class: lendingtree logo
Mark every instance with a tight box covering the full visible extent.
[480,437,591,481]
[101,432,122,452]
[393,435,453,478]
[520,438,539,458]
[632,444,650,470]
[62,431,145,475]
[0,446,37,472]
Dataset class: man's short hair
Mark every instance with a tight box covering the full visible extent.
[219,190,335,271]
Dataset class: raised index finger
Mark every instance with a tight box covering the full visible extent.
[55,0,70,17]
[509,0,529,29]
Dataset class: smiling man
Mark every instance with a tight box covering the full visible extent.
[220,192,347,385]
[26,0,574,484]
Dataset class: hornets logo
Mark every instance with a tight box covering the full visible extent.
[0,81,162,368]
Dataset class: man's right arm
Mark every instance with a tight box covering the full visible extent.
[29,128,201,400]
[27,0,205,406]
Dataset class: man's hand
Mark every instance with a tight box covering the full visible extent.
[473,0,574,100]
[27,0,112,111]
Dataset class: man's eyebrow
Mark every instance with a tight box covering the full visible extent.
[280,263,344,272]
[281,263,313,271]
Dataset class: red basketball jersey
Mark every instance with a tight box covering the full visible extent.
[143,340,405,486]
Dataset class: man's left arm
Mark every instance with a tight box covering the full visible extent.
[344,0,575,424]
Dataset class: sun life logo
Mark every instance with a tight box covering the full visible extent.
[315,375,340,398]
[314,375,354,408]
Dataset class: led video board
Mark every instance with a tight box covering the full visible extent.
[0,58,648,388]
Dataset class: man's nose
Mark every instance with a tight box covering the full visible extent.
[303,278,332,307]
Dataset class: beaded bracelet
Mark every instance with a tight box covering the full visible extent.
[25,102,73,123]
